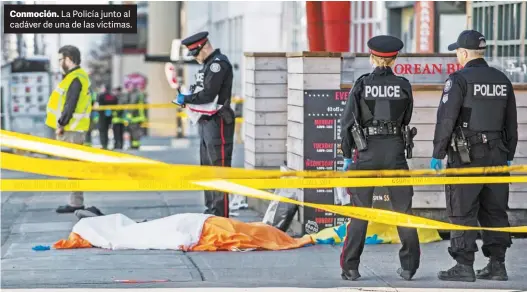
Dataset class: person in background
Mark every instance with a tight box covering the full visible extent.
[84,87,98,146]
[45,45,92,214]
[112,86,127,150]
[96,84,118,149]
[125,83,147,150]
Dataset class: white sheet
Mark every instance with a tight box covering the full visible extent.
[71,213,212,250]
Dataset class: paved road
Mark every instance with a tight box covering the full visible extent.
[1,137,527,291]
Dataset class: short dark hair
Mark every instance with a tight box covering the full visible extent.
[58,45,81,65]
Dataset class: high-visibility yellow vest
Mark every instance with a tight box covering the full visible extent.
[45,68,92,131]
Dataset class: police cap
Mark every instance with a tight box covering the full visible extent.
[181,31,209,56]
[448,30,487,51]
[367,35,404,58]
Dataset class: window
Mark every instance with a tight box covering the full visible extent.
[472,1,526,82]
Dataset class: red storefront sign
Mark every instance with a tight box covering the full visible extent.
[415,1,435,53]
[393,63,463,75]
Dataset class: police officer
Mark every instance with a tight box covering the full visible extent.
[174,31,235,218]
[340,35,420,281]
[431,30,518,282]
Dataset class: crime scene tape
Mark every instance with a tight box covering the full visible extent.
[2,175,527,192]
[194,180,527,233]
[3,152,527,184]
[1,177,525,233]
[0,130,161,164]
[2,129,527,180]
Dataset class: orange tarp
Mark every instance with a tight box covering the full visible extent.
[191,216,312,251]
[54,216,313,251]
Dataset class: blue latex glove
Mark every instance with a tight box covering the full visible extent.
[343,158,352,171]
[173,93,185,106]
[507,161,512,166]
[430,158,442,170]
[32,245,50,251]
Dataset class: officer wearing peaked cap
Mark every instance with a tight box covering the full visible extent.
[431,30,518,282]
[173,31,235,218]
[340,35,421,281]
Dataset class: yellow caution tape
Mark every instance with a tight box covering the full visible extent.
[2,151,526,182]
[2,129,527,182]
[194,180,527,233]
[2,175,526,192]
[0,130,162,164]
[1,178,525,233]
[2,130,526,233]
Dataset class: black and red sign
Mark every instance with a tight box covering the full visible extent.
[302,90,392,235]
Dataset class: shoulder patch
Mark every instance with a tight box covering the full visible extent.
[443,79,452,93]
[210,63,221,73]
[442,94,449,103]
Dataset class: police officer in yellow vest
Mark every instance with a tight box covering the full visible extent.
[45,45,92,214]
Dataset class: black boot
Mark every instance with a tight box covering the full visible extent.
[397,267,416,281]
[341,269,361,281]
[438,263,476,282]
[476,260,508,281]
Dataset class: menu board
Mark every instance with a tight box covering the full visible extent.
[302,90,392,235]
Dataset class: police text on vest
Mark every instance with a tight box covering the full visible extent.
[474,84,507,97]
[365,86,401,98]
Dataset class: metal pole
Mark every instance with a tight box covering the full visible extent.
[519,1,526,64]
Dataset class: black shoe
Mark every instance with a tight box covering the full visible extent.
[85,206,104,216]
[438,263,476,282]
[56,205,85,213]
[341,269,361,281]
[397,267,416,281]
[476,260,508,281]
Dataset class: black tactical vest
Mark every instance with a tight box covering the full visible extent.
[457,66,510,132]
[359,73,410,126]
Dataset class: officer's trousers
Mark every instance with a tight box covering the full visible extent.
[198,112,235,218]
[341,136,421,272]
[446,140,512,265]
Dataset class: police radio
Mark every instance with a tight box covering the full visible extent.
[452,127,471,164]
[350,112,368,151]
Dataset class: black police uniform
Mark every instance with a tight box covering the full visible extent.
[340,35,421,281]
[181,32,235,218]
[433,30,518,282]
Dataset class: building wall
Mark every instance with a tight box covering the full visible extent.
[386,1,466,53]
[471,1,527,83]
[350,1,388,53]
[184,1,306,98]
[111,54,148,88]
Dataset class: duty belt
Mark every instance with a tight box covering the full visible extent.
[364,124,402,136]
[466,132,502,145]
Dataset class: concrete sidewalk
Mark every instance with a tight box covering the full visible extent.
[2,141,527,290]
